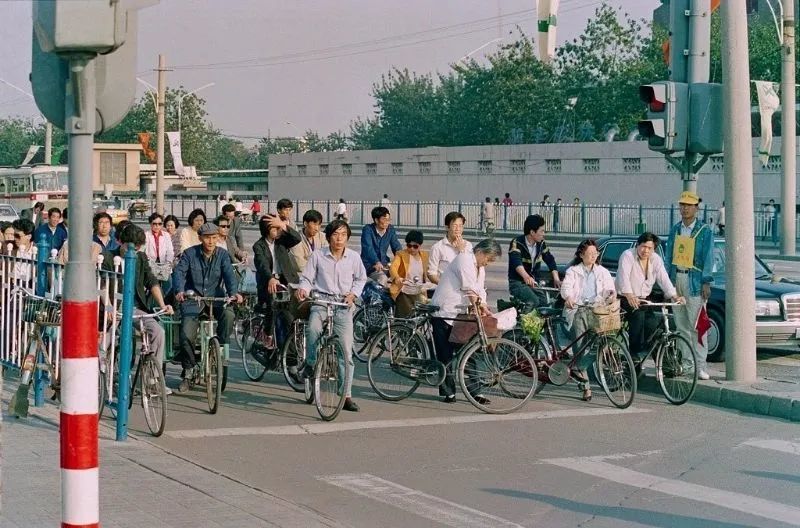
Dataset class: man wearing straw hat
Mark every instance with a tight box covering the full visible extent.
[665,191,715,381]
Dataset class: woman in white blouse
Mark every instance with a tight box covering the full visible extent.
[615,232,683,362]
[560,239,616,401]
[144,212,175,293]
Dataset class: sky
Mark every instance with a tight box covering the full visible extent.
[0,0,659,140]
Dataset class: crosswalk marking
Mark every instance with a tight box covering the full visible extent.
[318,473,524,528]
[742,439,800,456]
[165,407,649,439]
[545,455,800,526]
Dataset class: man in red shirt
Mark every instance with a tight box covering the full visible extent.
[502,193,513,206]
[251,198,262,223]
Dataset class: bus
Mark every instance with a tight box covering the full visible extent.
[0,165,69,211]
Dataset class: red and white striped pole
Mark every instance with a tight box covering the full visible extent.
[60,57,100,528]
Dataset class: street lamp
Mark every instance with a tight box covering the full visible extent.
[177,83,215,134]
[457,37,505,63]
[136,77,158,109]
[0,77,53,164]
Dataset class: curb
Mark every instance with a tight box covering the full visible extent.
[637,374,800,422]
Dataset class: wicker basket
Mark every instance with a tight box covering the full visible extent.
[589,299,622,335]
[362,302,387,331]
[22,296,62,326]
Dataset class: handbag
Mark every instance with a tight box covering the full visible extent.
[448,314,499,345]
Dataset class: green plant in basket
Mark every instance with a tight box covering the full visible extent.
[519,310,544,342]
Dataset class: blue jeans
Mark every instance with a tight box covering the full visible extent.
[305,305,355,398]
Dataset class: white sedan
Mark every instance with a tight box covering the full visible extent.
[0,203,20,223]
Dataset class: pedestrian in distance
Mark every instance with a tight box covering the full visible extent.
[482,197,494,232]
[665,191,714,381]
[380,193,391,207]
[553,198,563,233]
[335,198,348,221]
[250,198,262,224]
[717,201,725,236]
[502,193,513,207]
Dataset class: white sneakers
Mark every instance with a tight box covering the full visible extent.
[698,371,711,380]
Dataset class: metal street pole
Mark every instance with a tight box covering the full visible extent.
[156,54,166,215]
[721,0,757,381]
[61,56,100,527]
[44,122,52,164]
[781,0,797,256]
[684,0,712,193]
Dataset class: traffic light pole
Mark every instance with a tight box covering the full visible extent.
[60,57,100,528]
[721,1,758,382]
[156,54,166,215]
[781,0,797,256]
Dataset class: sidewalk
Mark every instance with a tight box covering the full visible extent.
[637,360,800,422]
[0,376,346,528]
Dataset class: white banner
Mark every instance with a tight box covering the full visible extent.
[754,80,780,166]
[21,145,40,166]
[537,0,560,64]
[166,131,185,176]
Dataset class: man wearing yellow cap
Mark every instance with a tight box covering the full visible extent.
[665,191,715,380]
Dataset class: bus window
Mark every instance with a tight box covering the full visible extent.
[33,172,58,191]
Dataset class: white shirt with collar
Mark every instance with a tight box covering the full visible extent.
[616,248,677,300]
[298,247,367,297]
[431,251,486,324]
[679,219,697,237]
[428,236,473,281]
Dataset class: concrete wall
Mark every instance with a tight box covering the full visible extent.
[269,139,798,208]
[92,143,142,193]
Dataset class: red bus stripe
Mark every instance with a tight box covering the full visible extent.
[62,523,100,528]
[61,301,99,359]
[60,413,98,470]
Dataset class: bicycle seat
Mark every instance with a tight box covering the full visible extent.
[536,307,561,317]
[414,302,439,313]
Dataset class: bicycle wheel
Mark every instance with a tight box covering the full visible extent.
[314,338,349,421]
[352,307,371,363]
[281,333,305,392]
[457,337,536,414]
[656,333,698,405]
[206,338,223,414]
[595,334,637,409]
[141,355,167,437]
[241,317,268,382]
[233,313,250,350]
[502,328,548,396]
[367,323,425,401]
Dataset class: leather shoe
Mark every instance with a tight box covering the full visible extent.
[473,395,491,405]
[343,398,360,412]
[443,395,456,403]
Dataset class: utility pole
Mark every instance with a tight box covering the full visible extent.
[781,0,797,256]
[44,122,52,164]
[721,0,757,381]
[156,54,166,215]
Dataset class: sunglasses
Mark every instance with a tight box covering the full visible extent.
[218,224,230,228]
[406,243,420,249]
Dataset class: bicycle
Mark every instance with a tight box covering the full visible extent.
[298,291,353,421]
[240,284,294,382]
[366,297,538,414]
[180,291,234,414]
[504,299,637,409]
[101,308,170,436]
[632,300,698,405]
[8,288,63,418]
[352,280,392,363]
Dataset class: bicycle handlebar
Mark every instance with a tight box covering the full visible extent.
[183,291,235,304]
[639,300,685,307]
[129,307,172,320]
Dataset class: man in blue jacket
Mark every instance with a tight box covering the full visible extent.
[360,206,401,287]
[33,207,68,251]
[173,222,243,392]
[665,191,714,381]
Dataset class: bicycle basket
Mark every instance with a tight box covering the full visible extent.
[274,289,291,303]
[589,299,622,335]
[22,296,62,326]
[362,302,387,331]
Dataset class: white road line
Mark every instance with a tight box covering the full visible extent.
[318,473,524,528]
[165,406,649,439]
[742,439,800,456]
[545,456,800,526]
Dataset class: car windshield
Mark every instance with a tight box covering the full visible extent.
[0,205,16,216]
[711,242,771,277]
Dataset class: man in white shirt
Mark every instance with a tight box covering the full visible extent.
[335,199,348,221]
[428,211,473,284]
[616,232,684,362]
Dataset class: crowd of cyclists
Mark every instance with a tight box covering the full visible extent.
[3,190,711,414]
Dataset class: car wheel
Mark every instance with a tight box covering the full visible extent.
[706,308,725,362]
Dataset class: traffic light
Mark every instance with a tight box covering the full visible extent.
[638,81,689,153]
[688,82,724,154]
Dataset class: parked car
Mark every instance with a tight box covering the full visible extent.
[594,236,800,362]
[92,199,129,226]
[0,203,20,223]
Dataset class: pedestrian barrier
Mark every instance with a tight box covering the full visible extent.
[1,236,137,439]
[146,197,800,241]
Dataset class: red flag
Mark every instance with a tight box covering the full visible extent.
[696,304,711,346]
[137,132,156,162]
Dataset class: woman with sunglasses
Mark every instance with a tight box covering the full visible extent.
[5,219,35,281]
[145,213,175,294]
[388,230,430,318]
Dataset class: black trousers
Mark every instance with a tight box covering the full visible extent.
[621,296,660,358]
[431,317,481,397]
[178,306,235,372]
